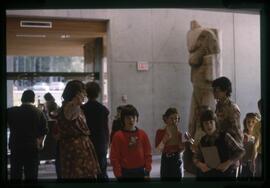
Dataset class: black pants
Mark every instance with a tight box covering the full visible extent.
[240,161,254,178]
[160,152,182,181]
[96,151,109,181]
[10,147,39,180]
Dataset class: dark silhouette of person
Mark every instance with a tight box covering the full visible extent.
[43,92,58,120]
[110,105,124,144]
[7,89,48,180]
[82,81,110,181]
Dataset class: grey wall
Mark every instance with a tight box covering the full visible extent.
[7,9,261,153]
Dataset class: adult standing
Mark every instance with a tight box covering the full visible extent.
[43,92,60,178]
[57,80,100,179]
[212,76,243,177]
[212,76,243,145]
[82,81,110,181]
[7,89,48,180]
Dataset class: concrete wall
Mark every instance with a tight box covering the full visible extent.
[6,9,261,153]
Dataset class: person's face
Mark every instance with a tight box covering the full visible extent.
[124,115,137,127]
[213,87,227,101]
[167,113,180,126]
[203,120,216,135]
[246,117,257,132]
[74,91,86,105]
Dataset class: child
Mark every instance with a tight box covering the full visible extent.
[253,99,262,177]
[110,104,152,180]
[155,108,185,180]
[240,113,260,178]
[193,109,245,178]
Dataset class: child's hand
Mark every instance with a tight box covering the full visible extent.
[36,137,45,150]
[215,160,232,172]
[162,132,171,143]
[198,162,210,173]
[166,130,172,140]
[156,141,165,153]
[190,143,198,153]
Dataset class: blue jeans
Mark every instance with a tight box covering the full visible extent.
[160,152,182,181]
[120,167,146,180]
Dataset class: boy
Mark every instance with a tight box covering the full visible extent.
[110,104,152,180]
[193,109,245,178]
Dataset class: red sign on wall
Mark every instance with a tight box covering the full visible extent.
[137,61,149,71]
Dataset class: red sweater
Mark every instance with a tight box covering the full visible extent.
[155,128,185,154]
[110,127,152,177]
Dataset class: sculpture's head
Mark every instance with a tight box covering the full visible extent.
[190,20,201,29]
[197,29,220,55]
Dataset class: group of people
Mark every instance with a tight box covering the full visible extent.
[7,80,109,181]
[7,76,262,181]
[155,76,261,180]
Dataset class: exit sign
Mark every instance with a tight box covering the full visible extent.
[137,61,149,71]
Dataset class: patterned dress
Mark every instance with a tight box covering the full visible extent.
[57,105,100,179]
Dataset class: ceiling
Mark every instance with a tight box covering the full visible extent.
[6,16,107,56]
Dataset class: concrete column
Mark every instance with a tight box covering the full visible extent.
[83,42,95,73]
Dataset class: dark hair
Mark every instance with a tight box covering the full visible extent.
[162,114,167,123]
[44,92,55,102]
[200,109,217,131]
[163,108,179,118]
[21,89,35,103]
[120,104,139,124]
[243,112,259,133]
[212,76,232,97]
[162,108,179,123]
[62,80,85,102]
[116,105,124,116]
[85,81,100,99]
[117,105,124,112]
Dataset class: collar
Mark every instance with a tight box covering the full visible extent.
[122,126,138,132]
[217,97,231,106]
[204,130,219,144]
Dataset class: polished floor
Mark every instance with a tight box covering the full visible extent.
[33,155,195,180]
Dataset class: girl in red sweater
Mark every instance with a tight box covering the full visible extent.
[110,104,152,180]
[155,108,185,180]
